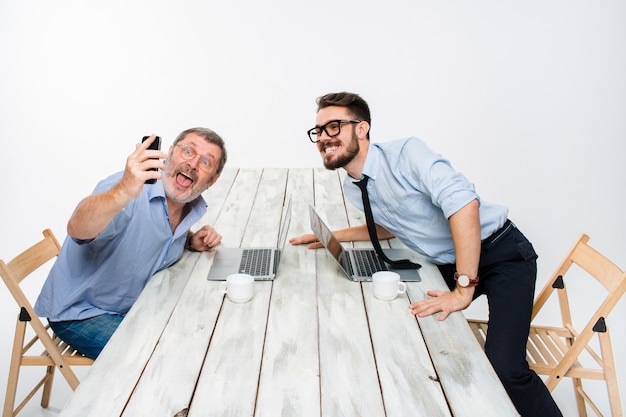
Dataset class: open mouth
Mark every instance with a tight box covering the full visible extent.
[321,141,340,154]
[175,171,194,188]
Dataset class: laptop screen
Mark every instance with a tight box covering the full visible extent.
[309,205,351,273]
[277,195,293,252]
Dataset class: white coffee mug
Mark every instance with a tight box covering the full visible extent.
[372,271,407,301]
[219,273,254,303]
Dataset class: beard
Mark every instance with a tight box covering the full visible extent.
[162,158,212,204]
[322,132,360,170]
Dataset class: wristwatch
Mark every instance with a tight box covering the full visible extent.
[455,272,479,287]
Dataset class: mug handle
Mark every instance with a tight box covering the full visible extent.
[398,281,407,294]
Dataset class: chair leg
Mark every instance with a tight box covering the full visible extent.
[40,365,55,408]
[572,378,588,417]
[598,329,623,417]
[3,320,26,417]
[2,371,18,417]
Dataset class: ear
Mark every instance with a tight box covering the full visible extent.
[356,121,370,140]
[208,172,221,187]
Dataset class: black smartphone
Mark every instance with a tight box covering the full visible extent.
[142,135,161,184]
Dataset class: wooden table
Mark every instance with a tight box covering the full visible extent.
[59,168,519,417]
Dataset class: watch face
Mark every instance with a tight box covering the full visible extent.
[458,274,470,287]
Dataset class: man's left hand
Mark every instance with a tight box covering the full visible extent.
[409,287,473,321]
[188,226,222,252]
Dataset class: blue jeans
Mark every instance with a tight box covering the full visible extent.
[438,221,563,417]
[49,313,124,359]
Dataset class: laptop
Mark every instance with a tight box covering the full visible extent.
[309,205,421,282]
[207,196,292,280]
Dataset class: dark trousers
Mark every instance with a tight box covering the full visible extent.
[438,222,563,417]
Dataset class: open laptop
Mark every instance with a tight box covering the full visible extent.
[207,196,292,280]
[309,205,421,282]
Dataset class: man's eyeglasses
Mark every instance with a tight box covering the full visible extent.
[174,144,215,172]
[307,119,361,143]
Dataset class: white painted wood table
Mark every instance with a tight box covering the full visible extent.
[59,168,519,417]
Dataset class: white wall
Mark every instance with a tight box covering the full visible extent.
[1,1,624,416]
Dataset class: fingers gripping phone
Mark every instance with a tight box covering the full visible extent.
[142,135,161,184]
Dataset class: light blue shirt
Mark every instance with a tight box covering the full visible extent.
[343,137,508,265]
[34,172,207,322]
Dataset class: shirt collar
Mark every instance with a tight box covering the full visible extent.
[146,176,166,201]
[360,142,380,182]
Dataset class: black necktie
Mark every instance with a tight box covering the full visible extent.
[355,176,421,270]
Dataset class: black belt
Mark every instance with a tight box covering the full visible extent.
[482,219,515,246]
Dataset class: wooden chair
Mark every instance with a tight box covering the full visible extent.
[1,229,93,417]
[468,234,625,417]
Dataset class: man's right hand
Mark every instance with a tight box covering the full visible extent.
[118,134,167,199]
[289,233,323,249]
[67,136,166,240]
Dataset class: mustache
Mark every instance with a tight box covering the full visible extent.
[318,139,341,150]
[176,165,198,182]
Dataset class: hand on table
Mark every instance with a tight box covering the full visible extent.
[289,233,323,249]
[189,225,222,251]
[409,287,473,321]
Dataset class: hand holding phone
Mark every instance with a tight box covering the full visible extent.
[142,135,162,184]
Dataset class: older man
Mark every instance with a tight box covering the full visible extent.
[35,127,226,359]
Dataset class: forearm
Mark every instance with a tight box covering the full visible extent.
[67,184,134,240]
[334,223,395,242]
[449,199,481,293]
[67,138,167,240]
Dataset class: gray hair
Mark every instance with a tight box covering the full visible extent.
[173,127,228,174]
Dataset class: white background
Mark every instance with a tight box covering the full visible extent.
[1,1,625,416]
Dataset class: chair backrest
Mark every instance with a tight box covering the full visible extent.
[531,234,626,414]
[2,229,96,417]
[0,229,61,314]
[532,234,626,329]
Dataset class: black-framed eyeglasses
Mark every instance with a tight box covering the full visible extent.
[306,119,361,143]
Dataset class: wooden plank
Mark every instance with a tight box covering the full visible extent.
[313,168,386,417]
[406,261,519,417]
[58,251,200,417]
[255,168,321,417]
[362,285,451,417]
[187,282,273,416]
[243,168,288,247]
[213,168,263,247]
[194,167,239,228]
[341,173,451,416]
[120,257,225,416]
[188,169,287,416]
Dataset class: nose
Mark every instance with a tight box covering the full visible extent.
[185,155,201,170]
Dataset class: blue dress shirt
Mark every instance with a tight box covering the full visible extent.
[34,172,207,322]
[343,137,508,265]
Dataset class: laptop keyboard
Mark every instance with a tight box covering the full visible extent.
[353,249,388,276]
[239,248,272,276]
